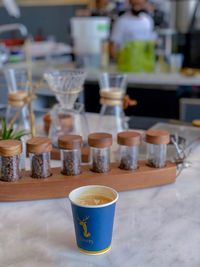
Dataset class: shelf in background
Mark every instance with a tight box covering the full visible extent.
[0,0,95,7]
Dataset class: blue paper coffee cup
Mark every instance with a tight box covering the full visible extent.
[69,185,118,255]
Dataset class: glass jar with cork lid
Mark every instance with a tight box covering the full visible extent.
[26,137,52,178]
[88,132,112,173]
[0,140,22,182]
[117,131,141,170]
[146,129,170,168]
[58,135,82,176]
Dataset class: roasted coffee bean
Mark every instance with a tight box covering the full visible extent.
[92,155,109,173]
[62,151,81,176]
[119,154,137,171]
[0,155,21,182]
[31,153,51,178]
[147,158,165,168]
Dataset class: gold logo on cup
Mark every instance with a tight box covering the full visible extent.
[78,216,91,238]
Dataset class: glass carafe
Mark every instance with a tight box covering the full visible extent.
[98,72,127,134]
[4,68,30,130]
[4,68,30,171]
[48,103,89,148]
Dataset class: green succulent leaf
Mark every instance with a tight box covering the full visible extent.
[0,117,28,140]
[11,130,28,140]
[5,127,13,139]
[1,117,7,139]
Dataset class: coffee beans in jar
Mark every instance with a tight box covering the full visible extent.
[117,131,141,171]
[26,137,52,178]
[58,135,82,176]
[0,140,22,182]
[88,132,112,173]
[146,130,170,168]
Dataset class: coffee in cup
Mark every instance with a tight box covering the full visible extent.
[75,194,113,206]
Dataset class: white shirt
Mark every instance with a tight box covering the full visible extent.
[111,12,155,47]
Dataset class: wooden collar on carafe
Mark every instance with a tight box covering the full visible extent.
[8,91,28,107]
[99,89,123,106]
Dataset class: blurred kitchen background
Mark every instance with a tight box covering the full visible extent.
[1,0,200,130]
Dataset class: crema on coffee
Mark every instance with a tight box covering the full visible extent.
[75,194,112,205]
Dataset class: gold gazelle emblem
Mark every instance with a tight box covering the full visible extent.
[78,216,91,238]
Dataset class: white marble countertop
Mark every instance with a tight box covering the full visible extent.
[1,137,200,266]
[1,152,200,267]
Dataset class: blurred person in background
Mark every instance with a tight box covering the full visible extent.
[110,0,155,58]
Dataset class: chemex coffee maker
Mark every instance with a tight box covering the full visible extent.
[44,70,89,148]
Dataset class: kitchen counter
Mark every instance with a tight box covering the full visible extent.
[2,60,200,87]
[1,119,200,266]
[1,61,200,118]
[86,69,200,87]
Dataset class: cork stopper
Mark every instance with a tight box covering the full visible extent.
[146,130,170,145]
[0,140,22,156]
[88,133,112,148]
[26,137,52,154]
[58,135,82,150]
[117,131,141,146]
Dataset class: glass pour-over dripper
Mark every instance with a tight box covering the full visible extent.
[44,70,89,147]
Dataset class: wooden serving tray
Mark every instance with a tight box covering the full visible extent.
[0,161,176,202]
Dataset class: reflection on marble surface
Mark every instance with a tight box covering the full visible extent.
[1,143,200,266]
